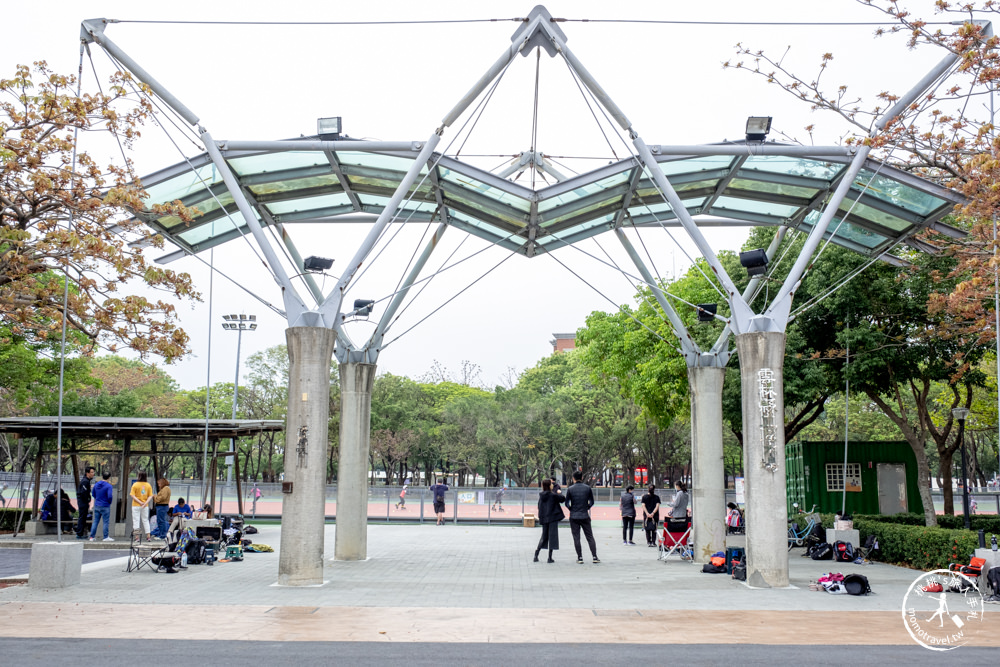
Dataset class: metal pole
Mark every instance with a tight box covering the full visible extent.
[960,417,971,530]
[842,320,850,515]
[227,327,242,487]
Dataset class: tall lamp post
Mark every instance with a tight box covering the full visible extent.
[952,406,971,531]
[222,314,257,487]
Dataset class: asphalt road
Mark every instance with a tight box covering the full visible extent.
[0,639,992,665]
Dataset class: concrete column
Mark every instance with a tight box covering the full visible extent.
[735,331,789,588]
[277,327,336,586]
[30,542,83,588]
[334,361,377,561]
[688,365,727,563]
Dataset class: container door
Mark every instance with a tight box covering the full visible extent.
[877,463,907,515]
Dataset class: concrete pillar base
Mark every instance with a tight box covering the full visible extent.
[29,542,83,588]
[736,331,789,589]
[277,327,337,587]
[334,362,377,561]
[688,365,727,563]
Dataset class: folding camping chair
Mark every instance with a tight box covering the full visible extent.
[658,517,692,560]
[125,532,163,573]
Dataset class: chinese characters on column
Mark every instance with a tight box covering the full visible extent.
[758,369,778,471]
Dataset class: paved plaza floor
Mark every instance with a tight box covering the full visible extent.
[0,521,997,662]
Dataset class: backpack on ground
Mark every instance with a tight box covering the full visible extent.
[185,538,206,565]
[810,542,833,560]
[702,562,727,573]
[244,525,258,534]
[842,573,871,596]
[834,540,854,563]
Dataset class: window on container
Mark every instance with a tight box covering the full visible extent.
[825,463,862,492]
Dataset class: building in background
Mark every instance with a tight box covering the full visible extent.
[550,333,576,353]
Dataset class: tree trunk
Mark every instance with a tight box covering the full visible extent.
[939,449,955,515]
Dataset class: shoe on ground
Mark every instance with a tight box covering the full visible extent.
[533,554,539,563]
[547,558,555,563]
[576,557,584,564]
[88,537,95,542]
[593,557,601,563]
[103,537,114,542]
[623,541,628,545]
[628,541,636,545]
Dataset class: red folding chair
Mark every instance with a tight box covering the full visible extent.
[658,517,692,560]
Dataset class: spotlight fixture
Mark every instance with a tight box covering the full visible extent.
[353,299,375,317]
[745,116,772,142]
[317,116,342,137]
[739,248,769,277]
[696,303,718,323]
[303,256,334,272]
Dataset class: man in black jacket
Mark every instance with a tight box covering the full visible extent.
[564,470,600,564]
[75,466,95,539]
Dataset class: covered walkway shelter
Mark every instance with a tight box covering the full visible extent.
[80,6,967,587]
[0,417,283,535]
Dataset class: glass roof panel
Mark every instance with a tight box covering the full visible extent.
[741,155,843,180]
[444,189,528,228]
[854,169,947,215]
[538,213,616,247]
[448,209,519,241]
[142,164,221,207]
[335,151,418,173]
[347,173,434,199]
[227,151,329,176]
[654,155,734,176]
[357,194,438,217]
[802,210,887,249]
[177,211,259,246]
[728,178,818,200]
[439,167,532,212]
[711,196,799,219]
[265,193,353,216]
[247,173,342,197]
[838,199,911,232]
[537,171,630,212]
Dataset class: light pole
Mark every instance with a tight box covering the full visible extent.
[952,407,971,531]
[222,314,257,488]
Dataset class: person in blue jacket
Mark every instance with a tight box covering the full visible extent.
[89,472,114,541]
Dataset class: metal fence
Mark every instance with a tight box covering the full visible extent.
[2,472,999,520]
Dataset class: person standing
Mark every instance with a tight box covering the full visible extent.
[429,478,449,525]
[533,478,565,563]
[492,485,507,512]
[667,481,689,519]
[619,485,637,545]
[129,472,154,541]
[153,478,171,539]
[75,466,95,539]
[89,471,114,542]
[640,485,661,547]
[564,470,600,564]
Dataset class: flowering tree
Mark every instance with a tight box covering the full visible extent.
[1,62,197,361]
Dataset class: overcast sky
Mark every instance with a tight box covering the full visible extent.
[3,1,956,390]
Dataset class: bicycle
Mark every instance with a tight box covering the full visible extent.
[787,503,819,551]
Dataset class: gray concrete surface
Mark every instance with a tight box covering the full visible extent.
[0,521,978,613]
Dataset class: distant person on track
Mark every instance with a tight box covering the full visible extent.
[640,485,661,547]
[564,470,600,564]
[396,484,408,510]
[429,478,449,525]
[492,485,507,512]
[620,485,637,545]
[534,478,565,563]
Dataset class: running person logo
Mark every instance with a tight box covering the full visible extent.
[902,569,985,651]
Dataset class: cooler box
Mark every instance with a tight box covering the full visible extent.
[725,546,746,575]
[523,513,536,528]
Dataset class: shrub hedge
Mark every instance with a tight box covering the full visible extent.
[788,511,998,570]
[0,508,31,531]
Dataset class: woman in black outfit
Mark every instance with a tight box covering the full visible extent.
[640,485,661,547]
[534,478,566,563]
[619,485,637,545]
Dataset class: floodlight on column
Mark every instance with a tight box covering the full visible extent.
[746,116,772,142]
[739,249,769,277]
[317,117,342,137]
[352,299,375,317]
[697,304,718,323]
[303,256,334,272]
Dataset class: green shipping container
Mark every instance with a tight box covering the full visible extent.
[784,441,923,516]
